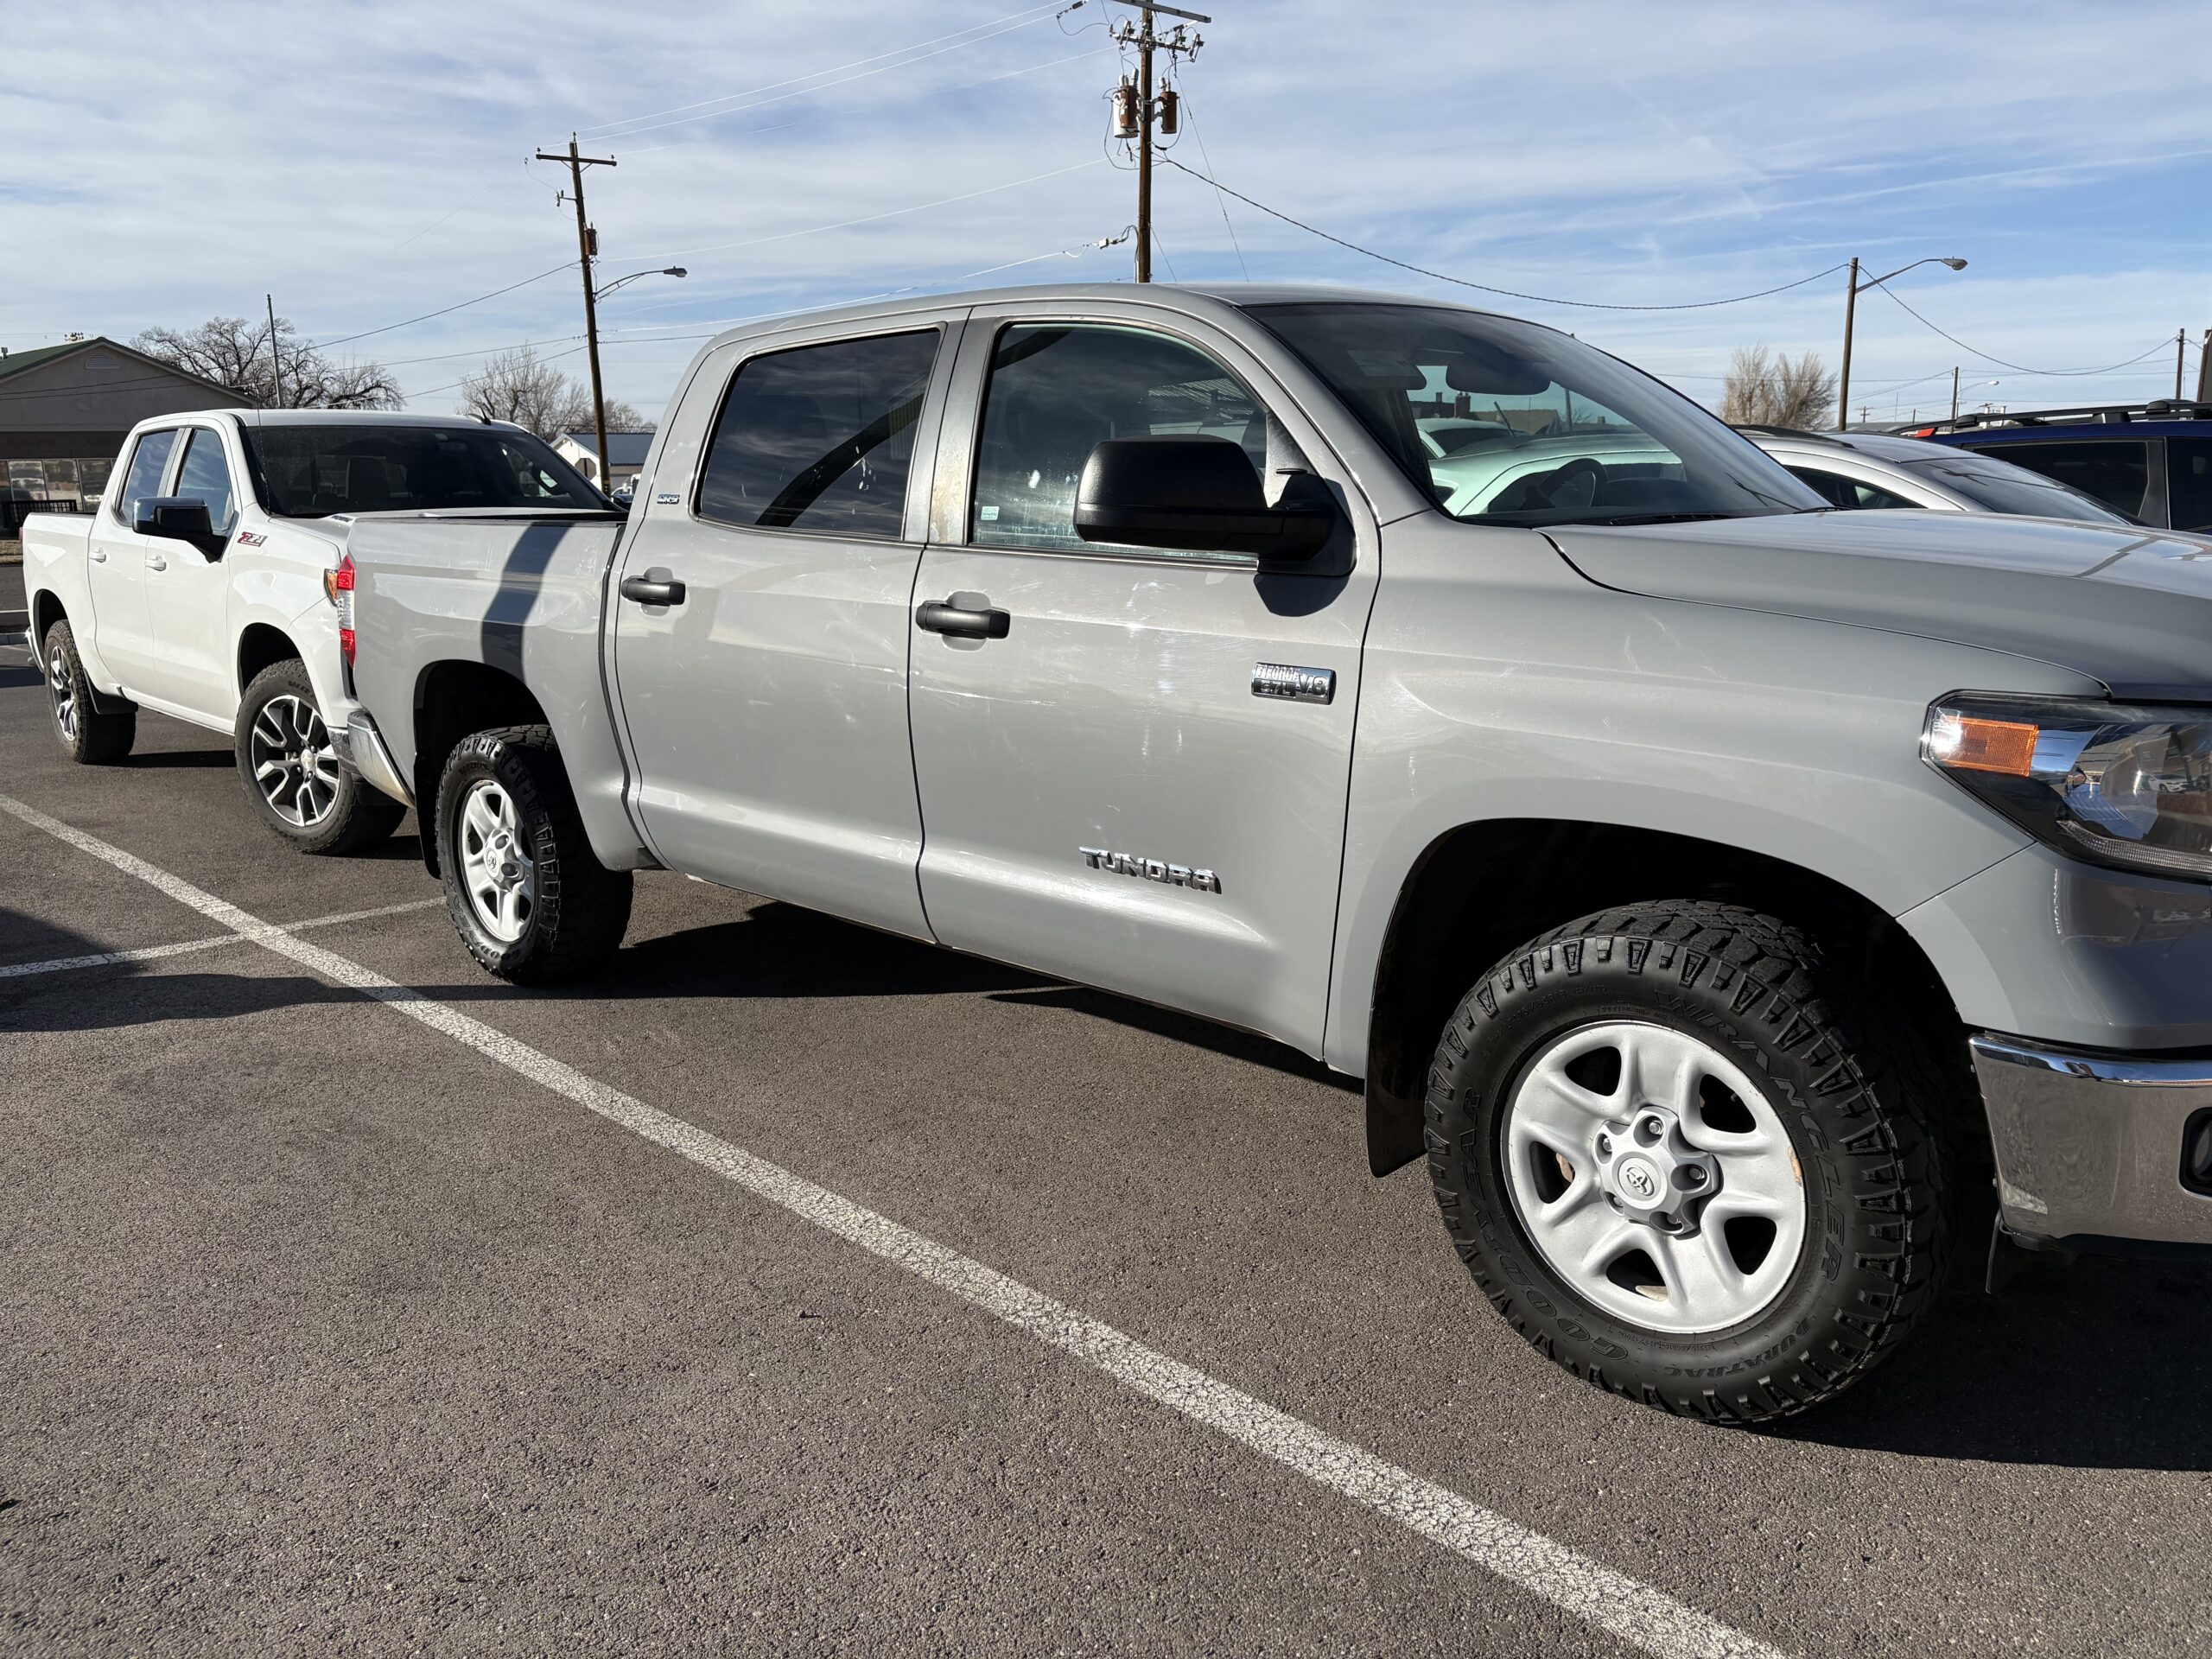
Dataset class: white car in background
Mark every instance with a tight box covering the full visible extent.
[1739,426,2135,523]
[22,410,608,853]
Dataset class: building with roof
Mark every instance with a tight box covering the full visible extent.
[0,336,249,509]
[553,429,654,493]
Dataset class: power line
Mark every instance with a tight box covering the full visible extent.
[626,158,1104,264]
[1155,157,1853,312]
[1179,96,1247,282]
[311,263,575,349]
[1872,283,2176,378]
[585,3,1070,142]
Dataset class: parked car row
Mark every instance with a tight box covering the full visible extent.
[24,284,2212,1427]
[1899,400,2212,532]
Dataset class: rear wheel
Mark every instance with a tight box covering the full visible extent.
[435,724,632,982]
[234,658,405,855]
[1426,900,1951,1423]
[42,619,136,764]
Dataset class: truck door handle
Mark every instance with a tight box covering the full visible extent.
[147,554,168,572]
[916,597,1010,639]
[91,549,107,563]
[619,571,686,607]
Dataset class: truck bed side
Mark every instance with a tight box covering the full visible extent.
[20,512,104,674]
[345,510,652,869]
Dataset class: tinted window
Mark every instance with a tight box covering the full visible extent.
[1255,302,1818,526]
[1965,440,2153,522]
[2168,438,2212,533]
[698,330,938,538]
[241,424,601,517]
[116,428,178,523]
[1785,466,1921,512]
[174,429,238,533]
[971,323,1268,552]
[1900,453,2132,524]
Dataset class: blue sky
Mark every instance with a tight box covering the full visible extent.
[3,0,2205,422]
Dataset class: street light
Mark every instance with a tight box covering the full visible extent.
[594,266,687,302]
[575,267,684,492]
[1839,255,1967,431]
[1950,375,1999,420]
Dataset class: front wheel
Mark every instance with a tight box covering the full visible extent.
[1426,900,1951,1423]
[234,658,406,855]
[435,724,632,983]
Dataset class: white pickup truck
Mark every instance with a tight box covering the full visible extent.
[22,410,610,851]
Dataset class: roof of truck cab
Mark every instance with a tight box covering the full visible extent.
[696,281,1522,352]
[219,410,533,429]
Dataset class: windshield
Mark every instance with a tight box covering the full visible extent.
[1250,302,1821,527]
[1901,453,2133,524]
[239,423,604,518]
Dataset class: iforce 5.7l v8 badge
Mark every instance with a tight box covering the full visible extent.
[1251,662,1335,704]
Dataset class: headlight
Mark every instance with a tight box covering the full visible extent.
[1924,694,2212,880]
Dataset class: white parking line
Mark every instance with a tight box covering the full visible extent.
[0,898,443,981]
[0,791,1783,1659]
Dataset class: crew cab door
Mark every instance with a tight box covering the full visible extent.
[607,313,963,940]
[85,424,181,685]
[904,304,1377,1055]
[130,423,239,718]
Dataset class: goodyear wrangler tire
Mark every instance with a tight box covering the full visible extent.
[435,724,632,983]
[1427,900,1950,1423]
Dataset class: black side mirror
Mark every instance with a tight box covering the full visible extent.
[135,496,224,557]
[1074,436,1335,563]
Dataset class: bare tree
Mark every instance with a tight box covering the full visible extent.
[132,315,399,410]
[455,346,645,444]
[1719,345,1837,429]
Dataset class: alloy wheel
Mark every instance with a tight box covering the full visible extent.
[250,695,340,827]
[48,645,78,741]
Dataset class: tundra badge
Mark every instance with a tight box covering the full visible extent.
[1079,847,1221,893]
[1251,662,1335,704]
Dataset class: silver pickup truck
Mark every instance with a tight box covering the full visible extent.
[343,282,2212,1423]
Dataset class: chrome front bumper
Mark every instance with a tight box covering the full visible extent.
[1971,1033,2212,1246]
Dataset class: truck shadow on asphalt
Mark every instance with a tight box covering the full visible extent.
[5,899,2203,1470]
[1770,1249,2212,1470]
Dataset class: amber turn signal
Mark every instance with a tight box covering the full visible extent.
[1929,712,2039,777]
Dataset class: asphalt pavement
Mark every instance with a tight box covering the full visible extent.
[3,632,2210,1658]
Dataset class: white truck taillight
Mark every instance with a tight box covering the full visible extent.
[325,553,357,665]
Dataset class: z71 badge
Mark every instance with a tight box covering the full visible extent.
[1079,847,1221,893]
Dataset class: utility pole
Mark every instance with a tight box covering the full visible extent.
[535,137,617,486]
[1950,365,1960,421]
[2198,328,2210,403]
[1109,0,1207,283]
[1836,254,1967,431]
[265,294,284,409]
[1837,258,1860,432]
[2178,328,2189,401]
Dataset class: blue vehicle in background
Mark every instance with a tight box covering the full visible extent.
[1898,399,2212,532]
